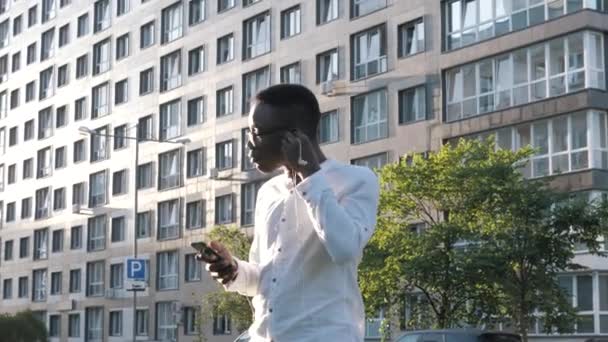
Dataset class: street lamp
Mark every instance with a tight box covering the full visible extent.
[78,125,189,342]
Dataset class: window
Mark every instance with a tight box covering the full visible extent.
[49,315,60,337]
[23,159,33,179]
[9,89,18,110]
[241,128,255,171]
[352,152,388,170]
[87,215,107,252]
[92,83,110,119]
[117,0,130,16]
[24,121,34,142]
[55,146,66,169]
[140,21,155,49]
[112,170,127,196]
[38,107,53,140]
[157,251,178,290]
[399,18,424,58]
[39,67,54,100]
[216,86,233,117]
[85,307,103,341]
[137,162,153,189]
[351,24,387,80]
[189,0,205,25]
[216,140,234,170]
[184,307,200,335]
[281,6,301,39]
[0,20,7,49]
[32,269,47,301]
[138,115,153,141]
[5,201,14,220]
[187,97,205,126]
[34,228,49,260]
[50,271,62,294]
[158,199,180,240]
[243,12,271,60]
[19,237,29,258]
[59,24,70,47]
[218,0,235,12]
[217,33,234,64]
[86,261,104,296]
[186,200,205,229]
[116,33,129,60]
[317,0,338,24]
[69,269,81,293]
[160,50,182,92]
[89,171,108,207]
[68,314,80,337]
[399,85,427,124]
[4,240,13,260]
[114,125,127,149]
[140,68,154,95]
[28,6,38,28]
[319,110,339,144]
[111,216,125,242]
[445,31,605,122]
[56,106,68,128]
[316,48,339,83]
[37,147,52,179]
[8,126,16,146]
[18,276,28,298]
[93,0,110,33]
[351,88,388,144]
[109,311,123,336]
[161,2,183,44]
[188,45,205,75]
[213,314,232,335]
[42,0,57,23]
[115,78,128,104]
[60,0,72,7]
[280,62,301,84]
[2,278,12,299]
[136,309,148,336]
[72,183,86,206]
[11,52,20,72]
[90,126,109,161]
[241,182,262,226]
[160,99,181,140]
[27,43,37,64]
[76,54,88,78]
[187,148,205,178]
[137,211,152,238]
[243,0,260,6]
[351,0,386,18]
[110,263,123,288]
[71,225,83,249]
[159,149,182,190]
[41,28,55,61]
[73,139,86,162]
[51,230,64,253]
[57,64,69,87]
[92,39,110,75]
[243,66,270,114]
[77,13,89,37]
[75,97,87,120]
[26,82,35,102]
[13,16,22,37]
[53,188,65,211]
[215,194,234,224]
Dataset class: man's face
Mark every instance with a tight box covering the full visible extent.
[247,102,292,173]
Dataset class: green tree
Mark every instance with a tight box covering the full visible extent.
[0,310,48,342]
[359,138,608,341]
[198,225,253,341]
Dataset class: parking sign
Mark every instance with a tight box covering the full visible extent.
[127,259,147,281]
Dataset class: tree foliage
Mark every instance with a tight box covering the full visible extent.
[359,138,608,341]
[0,311,48,342]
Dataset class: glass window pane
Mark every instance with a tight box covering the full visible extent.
[577,275,593,311]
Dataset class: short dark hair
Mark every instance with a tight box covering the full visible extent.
[255,84,322,140]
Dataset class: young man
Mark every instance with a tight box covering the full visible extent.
[198,84,379,341]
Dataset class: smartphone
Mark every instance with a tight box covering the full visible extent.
[191,241,222,263]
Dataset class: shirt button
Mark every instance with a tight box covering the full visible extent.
[278,248,282,252]
[281,218,286,222]
[272,278,277,282]
[269,308,273,313]
[302,191,307,196]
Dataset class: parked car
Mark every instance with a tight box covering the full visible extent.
[395,329,521,342]
[234,331,250,342]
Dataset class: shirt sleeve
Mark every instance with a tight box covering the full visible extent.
[295,167,379,264]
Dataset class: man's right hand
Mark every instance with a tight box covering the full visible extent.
[196,241,238,285]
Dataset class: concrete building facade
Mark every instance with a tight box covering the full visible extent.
[0,0,607,341]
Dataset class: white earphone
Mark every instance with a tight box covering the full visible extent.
[297,138,308,166]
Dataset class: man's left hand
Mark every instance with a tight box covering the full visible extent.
[281,130,320,180]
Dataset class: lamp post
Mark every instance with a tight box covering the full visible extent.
[79,125,190,342]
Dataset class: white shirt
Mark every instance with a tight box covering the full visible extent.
[226,159,380,342]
